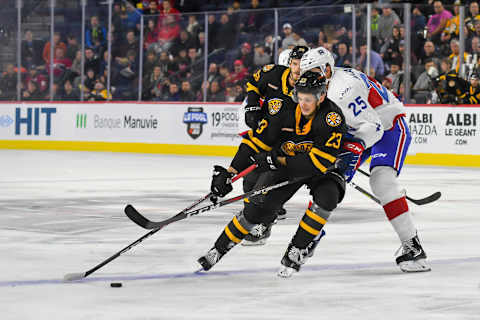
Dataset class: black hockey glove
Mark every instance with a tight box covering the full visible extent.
[245,105,262,130]
[250,150,281,172]
[211,165,235,197]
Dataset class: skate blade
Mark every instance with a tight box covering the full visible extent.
[398,259,431,273]
[241,239,267,246]
[277,266,297,278]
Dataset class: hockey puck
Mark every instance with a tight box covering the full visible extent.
[110,282,122,288]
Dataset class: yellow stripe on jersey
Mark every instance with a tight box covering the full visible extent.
[309,152,328,173]
[248,131,272,151]
[246,82,261,95]
[232,216,249,235]
[310,147,337,163]
[281,68,294,97]
[225,226,242,243]
[305,209,327,225]
[299,221,321,236]
[241,138,260,153]
[244,198,250,203]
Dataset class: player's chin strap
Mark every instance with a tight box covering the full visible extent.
[350,168,441,206]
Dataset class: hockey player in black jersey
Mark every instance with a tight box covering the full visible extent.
[199,71,347,277]
[211,46,309,232]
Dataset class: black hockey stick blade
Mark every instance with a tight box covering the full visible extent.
[125,175,310,230]
[406,191,441,205]
[356,168,441,206]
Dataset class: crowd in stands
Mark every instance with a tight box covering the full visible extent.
[1,0,480,104]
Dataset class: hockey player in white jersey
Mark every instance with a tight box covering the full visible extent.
[300,47,430,273]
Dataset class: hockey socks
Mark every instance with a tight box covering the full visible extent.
[384,196,416,242]
[198,213,254,271]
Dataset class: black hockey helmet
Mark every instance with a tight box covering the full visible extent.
[289,45,309,63]
[292,70,327,102]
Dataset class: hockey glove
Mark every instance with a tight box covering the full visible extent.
[250,150,281,172]
[211,165,234,197]
[338,138,365,182]
[245,105,262,130]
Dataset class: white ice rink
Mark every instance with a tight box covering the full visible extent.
[0,150,479,320]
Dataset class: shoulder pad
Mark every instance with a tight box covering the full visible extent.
[262,64,276,72]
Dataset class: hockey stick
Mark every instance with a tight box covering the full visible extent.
[349,180,381,205]
[356,168,441,205]
[125,175,310,230]
[63,164,257,281]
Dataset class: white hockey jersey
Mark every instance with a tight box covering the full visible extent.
[328,67,405,148]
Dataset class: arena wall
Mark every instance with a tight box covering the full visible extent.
[0,102,479,167]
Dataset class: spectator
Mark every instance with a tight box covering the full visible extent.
[449,38,469,73]
[466,72,480,103]
[381,25,402,68]
[217,14,236,51]
[112,2,127,40]
[84,68,97,91]
[291,32,308,48]
[369,6,381,51]
[228,60,248,85]
[126,4,141,32]
[282,23,295,49]
[119,30,139,58]
[90,81,111,101]
[0,64,17,100]
[170,30,193,57]
[470,36,480,56]
[466,1,480,33]
[378,5,401,46]
[218,65,230,88]
[206,63,219,84]
[42,32,67,65]
[467,19,480,51]
[158,0,180,25]
[234,82,245,102]
[175,48,190,76]
[158,51,175,76]
[443,0,461,40]
[241,0,265,33]
[418,40,440,66]
[208,80,225,101]
[254,44,271,67]
[156,15,180,53]
[70,50,82,77]
[22,80,42,101]
[207,15,220,50]
[25,65,48,94]
[66,34,79,62]
[179,80,196,101]
[412,6,428,57]
[186,15,200,39]
[317,30,327,48]
[62,80,79,101]
[50,46,72,83]
[358,42,385,79]
[143,50,158,75]
[143,65,165,100]
[144,18,159,50]
[162,82,180,101]
[21,29,42,68]
[86,16,107,53]
[236,42,254,71]
[385,57,403,94]
[145,0,160,15]
[195,32,206,57]
[335,42,352,67]
[188,47,202,75]
[413,58,437,103]
[84,47,101,76]
[224,84,237,102]
[427,1,452,44]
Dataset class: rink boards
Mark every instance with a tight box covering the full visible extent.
[0,102,479,167]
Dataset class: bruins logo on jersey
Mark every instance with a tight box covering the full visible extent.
[326,112,342,127]
[281,140,314,156]
[267,98,283,115]
[262,64,275,72]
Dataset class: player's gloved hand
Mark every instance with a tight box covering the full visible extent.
[211,165,234,197]
[250,150,281,172]
[245,105,262,130]
[338,137,365,182]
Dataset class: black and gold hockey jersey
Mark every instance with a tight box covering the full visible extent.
[281,98,347,177]
[465,84,480,104]
[245,64,295,109]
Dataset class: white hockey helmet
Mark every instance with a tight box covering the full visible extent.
[300,46,335,78]
[278,49,292,67]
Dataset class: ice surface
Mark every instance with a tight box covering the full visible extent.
[0,150,479,320]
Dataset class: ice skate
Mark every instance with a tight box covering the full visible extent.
[197,247,225,271]
[277,243,309,278]
[242,223,272,246]
[395,234,431,273]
